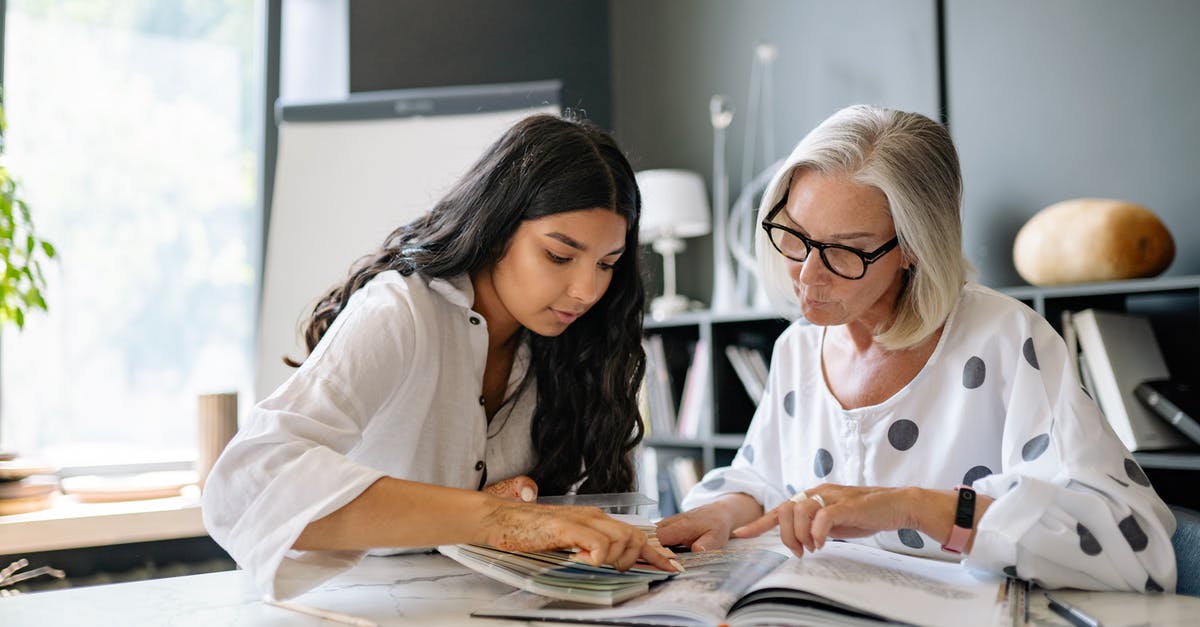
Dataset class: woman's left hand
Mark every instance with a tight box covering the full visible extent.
[731,484,926,557]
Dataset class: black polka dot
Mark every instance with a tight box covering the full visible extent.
[702,476,725,490]
[1125,458,1151,487]
[742,444,755,463]
[1022,338,1039,369]
[887,419,920,451]
[1003,565,1018,578]
[814,448,833,478]
[783,391,796,417]
[898,528,925,549]
[1146,576,1164,593]
[786,484,798,496]
[963,465,992,486]
[1021,433,1050,461]
[1119,515,1149,551]
[963,356,986,389]
[1077,523,1102,556]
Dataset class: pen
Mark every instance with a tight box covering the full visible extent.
[1023,579,1030,625]
[1045,592,1103,627]
[266,599,379,627]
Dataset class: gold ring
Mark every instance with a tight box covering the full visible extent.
[789,492,808,504]
[810,494,827,509]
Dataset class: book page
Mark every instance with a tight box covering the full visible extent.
[740,540,1003,627]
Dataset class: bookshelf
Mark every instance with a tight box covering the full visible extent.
[641,310,788,514]
[640,275,1200,513]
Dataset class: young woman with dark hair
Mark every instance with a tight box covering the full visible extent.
[202,114,678,600]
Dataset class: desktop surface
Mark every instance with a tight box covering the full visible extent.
[2,552,1198,626]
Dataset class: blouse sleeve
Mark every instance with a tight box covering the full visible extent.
[965,315,1178,593]
[201,281,419,600]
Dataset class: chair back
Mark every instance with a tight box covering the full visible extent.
[1171,505,1200,596]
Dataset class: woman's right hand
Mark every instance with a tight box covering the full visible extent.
[654,493,765,552]
[479,500,680,573]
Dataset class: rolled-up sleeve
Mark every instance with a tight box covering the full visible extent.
[966,318,1177,593]
[202,281,418,599]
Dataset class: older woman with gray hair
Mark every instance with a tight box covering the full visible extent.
[655,104,1177,592]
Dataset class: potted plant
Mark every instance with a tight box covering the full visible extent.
[1,92,56,330]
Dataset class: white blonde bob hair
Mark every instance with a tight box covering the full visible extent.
[755,104,973,349]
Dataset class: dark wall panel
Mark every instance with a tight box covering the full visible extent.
[348,0,612,128]
[611,0,939,304]
[947,0,1200,286]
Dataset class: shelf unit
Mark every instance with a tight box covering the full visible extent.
[640,276,1200,510]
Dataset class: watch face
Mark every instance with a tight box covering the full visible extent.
[954,488,976,528]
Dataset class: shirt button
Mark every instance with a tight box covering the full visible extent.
[469,316,481,325]
[478,395,486,406]
[475,461,485,471]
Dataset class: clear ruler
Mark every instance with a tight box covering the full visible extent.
[1005,577,1030,626]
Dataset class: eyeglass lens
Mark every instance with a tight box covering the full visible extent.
[768,229,866,278]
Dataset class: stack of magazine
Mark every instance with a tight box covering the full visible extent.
[438,512,679,606]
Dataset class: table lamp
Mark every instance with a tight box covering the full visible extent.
[636,169,712,320]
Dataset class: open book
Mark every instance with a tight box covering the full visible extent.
[472,534,1006,627]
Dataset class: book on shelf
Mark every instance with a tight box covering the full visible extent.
[472,534,1007,627]
[667,456,701,511]
[655,466,679,518]
[1072,309,1191,451]
[725,344,767,402]
[438,513,678,606]
[1061,309,1081,381]
[1078,350,1098,399]
[637,447,660,508]
[643,335,677,437]
[674,338,709,439]
[1135,378,1200,448]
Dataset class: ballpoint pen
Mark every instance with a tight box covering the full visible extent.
[1045,592,1103,627]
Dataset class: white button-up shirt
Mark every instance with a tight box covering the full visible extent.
[683,283,1177,592]
[202,270,536,599]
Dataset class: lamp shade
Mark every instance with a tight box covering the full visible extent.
[635,169,711,241]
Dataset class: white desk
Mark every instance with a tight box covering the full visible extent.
[3,552,1199,626]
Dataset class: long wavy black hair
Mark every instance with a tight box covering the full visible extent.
[287,114,646,495]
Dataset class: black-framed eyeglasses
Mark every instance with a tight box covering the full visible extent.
[760,196,899,280]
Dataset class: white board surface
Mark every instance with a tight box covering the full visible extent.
[256,83,559,400]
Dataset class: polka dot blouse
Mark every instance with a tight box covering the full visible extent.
[682,283,1177,593]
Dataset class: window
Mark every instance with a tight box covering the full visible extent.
[1,0,260,467]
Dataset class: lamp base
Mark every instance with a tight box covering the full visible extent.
[649,293,691,321]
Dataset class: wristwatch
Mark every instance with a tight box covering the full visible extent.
[940,485,976,554]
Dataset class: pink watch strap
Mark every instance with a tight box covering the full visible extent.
[941,484,976,554]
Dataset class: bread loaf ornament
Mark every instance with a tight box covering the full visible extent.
[1013,198,1174,285]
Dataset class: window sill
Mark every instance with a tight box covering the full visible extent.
[0,489,205,555]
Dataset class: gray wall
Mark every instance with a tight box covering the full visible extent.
[344,0,1200,294]
[347,0,612,128]
[948,0,1200,286]
[611,0,940,305]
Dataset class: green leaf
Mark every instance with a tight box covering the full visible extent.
[41,240,56,258]
[14,308,24,329]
